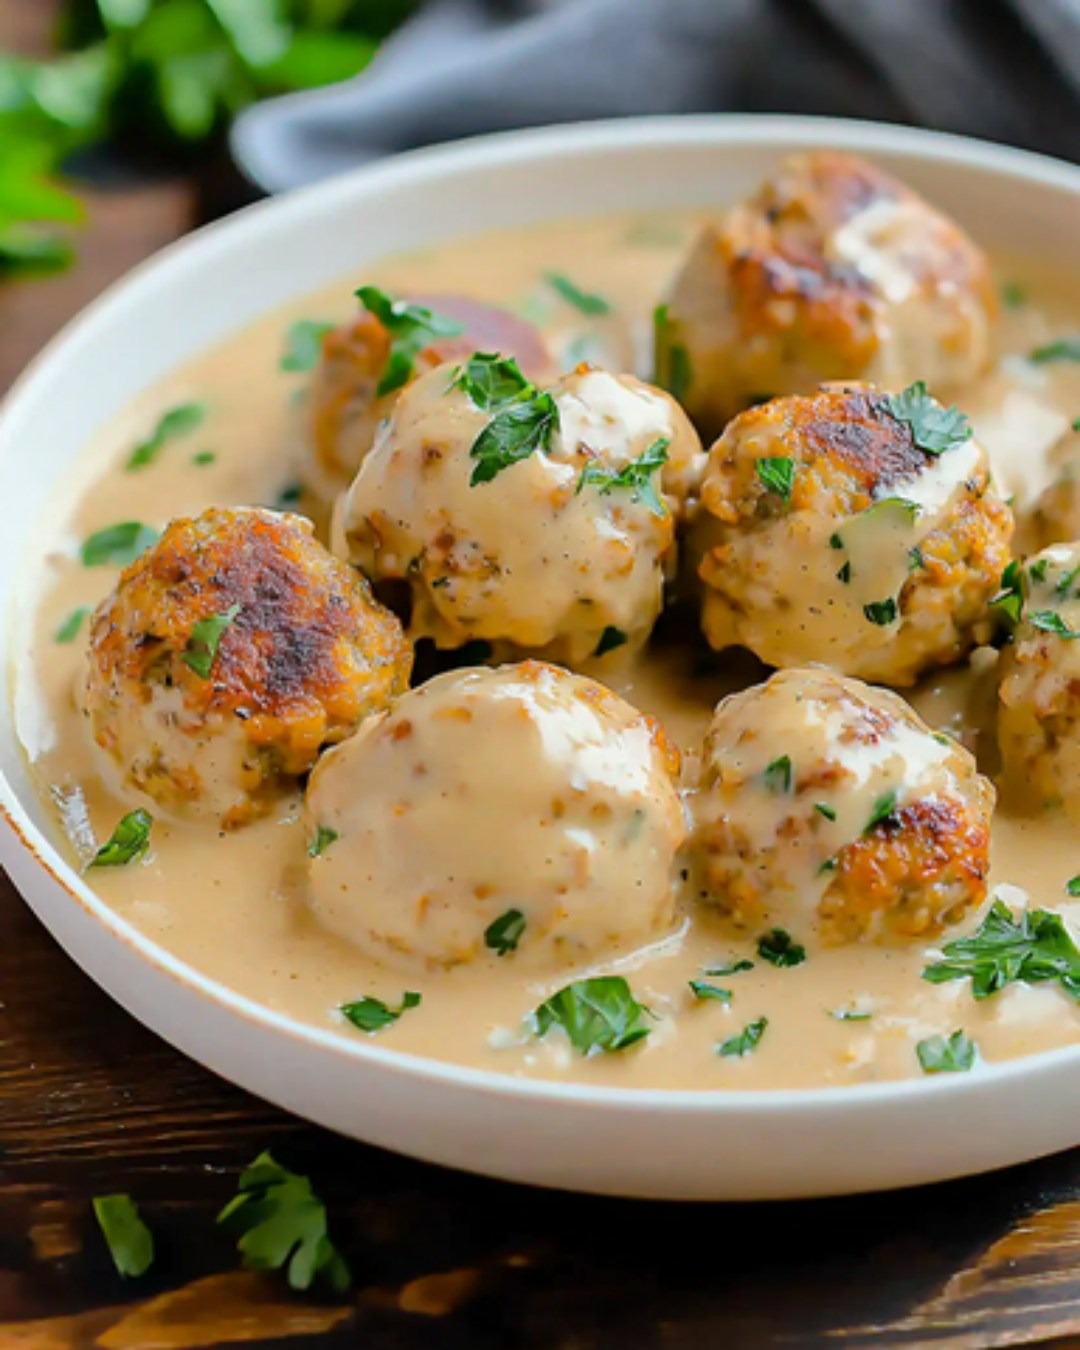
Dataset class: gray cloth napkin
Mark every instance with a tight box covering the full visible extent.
[231,0,1080,193]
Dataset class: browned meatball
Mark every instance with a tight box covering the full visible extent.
[84,507,411,828]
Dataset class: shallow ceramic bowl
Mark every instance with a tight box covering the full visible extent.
[3,116,1080,1201]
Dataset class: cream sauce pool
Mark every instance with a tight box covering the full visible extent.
[13,211,1080,1091]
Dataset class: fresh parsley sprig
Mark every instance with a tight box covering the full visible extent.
[884,381,972,456]
[452,353,560,486]
[182,604,241,679]
[916,1030,977,1074]
[126,402,206,471]
[356,286,465,396]
[88,808,153,869]
[757,929,806,968]
[718,1016,768,1057]
[577,436,670,516]
[922,898,1080,1001]
[484,908,526,956]
[340,991,421,1033]
[532,976,651,1055]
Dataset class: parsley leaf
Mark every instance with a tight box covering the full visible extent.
[181,603,241,679]
[307,825,338,858]
[1067,876,1080,897]
[688,980,732,1004]
[815,802,837,822]
[757,928,806,968]
[217,1151,350,1293]
[864,598,898,626]
[533,976,651,1055]
[93,1194,154,1278]
[81,521,159,567]
[280,318,335,373]
[594,625,629,657]
[763,755,793,794]
[1029,610,1080,640]
[88,809,152,868]
[1001,281,1026,309]
[703,959,754,977]
[340,991,421,1033]
[545,272,611,316]
[577,436,670,516]
[451,352,532,409]
[126,402,206,470]
[865,791,898,833]
[192,450,216,466]
[923,898,1080,1001]
[989,559,1025,628]
[461,360,560,486]
[653,304,692,401]
[356,286,466,396]
[485,908,526,956]
[884,381,972,456]
[718,1016,768,1057]
[830,1008,872,1021]
[55,605,90,644]
[916,1030,977,1074]
[1030,338,1080,365]
[755,456,795,500]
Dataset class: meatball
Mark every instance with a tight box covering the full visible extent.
[84,507,411,828]
[998,543,1080,819]
[694,382,1014,686]
[657,152,996,437]
[1025,427,1080,551]
[689,667,994,945]
[339,356,704,665]
[304,661,685,970]
[307,292,554,497]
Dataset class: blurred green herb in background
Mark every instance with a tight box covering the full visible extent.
[1,0,414,277]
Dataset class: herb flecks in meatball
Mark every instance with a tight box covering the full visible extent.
[305,661,685,971]
[689,668,994,945]
[84,507,411,828]
[694,382,1013,686]
[340,358,704,666]
[656,151,996,437]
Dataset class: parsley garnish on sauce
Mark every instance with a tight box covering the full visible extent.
[884,381,972,456]
[1030,338,1080,365]
[755,456,795,501]
[916,1030,977,1074]
[865,791,898,833]
[532,976,651,1055]
[93,1194,154,1278]
[485,908,526,956]
[126,402,207,471]
[356,286,466,396]
[452,353,560,486]
[81,521,159,568]
[718,1016,768,1057]
[815,802,837,822]
[688,980,732,1004]
[594,625,629,657]
[308,825,339,858]
[88,809,152,869]
[55,605,90,644]
[989,559,1025,627]
[653,304,692,401]
[703,959,754,977]
[280,318,335,372]
[218,1152,350,1293]
[757,929,806,968]
[830,1008,872,1022]
[1001,281,1026,309]
[1029,610,1080,640]
[922,898,1080,1001]
[545,272,612,316]
[864,598,898,626]
[182,604,241,679]
[1067,877,1080,897]
[192,450,217,467]
[577,436,670,516]
[340,991,421,1033]
[763,755,793,794]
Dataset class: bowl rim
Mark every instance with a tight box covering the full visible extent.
[5,111,1080,1116]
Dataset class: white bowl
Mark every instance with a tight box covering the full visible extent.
[4,116,1080,1201]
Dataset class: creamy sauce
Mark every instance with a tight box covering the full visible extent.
[14,212,1080,1091]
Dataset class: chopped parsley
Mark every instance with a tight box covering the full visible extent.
[217,1151,350,1293]
[81,521,159,568]
[757,928,806,968]
[88,809,152,869]
[181,604,241,679]
[829,532,844,550]
[1029,610,1080,640]
[703,959,754,977]
[883,380,972,456]
[864,598,898,626]
[126,402,207,471]
[307,825,339,858]
[340,991,421,1033]
[763,755,793,794]
[755,456,795,501]
[93,1194,154,1278]
[532,976,651,1055]
[452,353,560,486]
[192,450,217,467]
[916,1030,977,1074]
[688,980,732,1004]
[865,791,898,833]
[815,803,837,822]
[280,318,335,372]
[1056,563,1080,600]
[829,1008,872,1022]
[989,559,1025,627]
[545,272,612,316]
[836,561,852,584]
[484,908,526,956]
[595,625,629,657]
[274,482,303,509]
[718,1016,768,1057]
[1067,877,1080,897]
[356,286,465,396]
[55,605,90,644]
[908,545,925,572]
[653,304,691,401]
[1030,337,1080,365]
[1000,281,1026,309]
[578,436,670,516]
[922,898,1080,1001]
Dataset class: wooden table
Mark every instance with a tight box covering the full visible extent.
[4,31,1080,1350]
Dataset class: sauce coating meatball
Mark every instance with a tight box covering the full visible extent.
[340,357,704,665]
[657,152,996,437]
[308,293,554,498]
[84,507,411,828]
[304,661,686,971]
[1025,427,1080,551]
[998,543,1080,819]
[689,668,994,945]
[694,382,1013,686]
